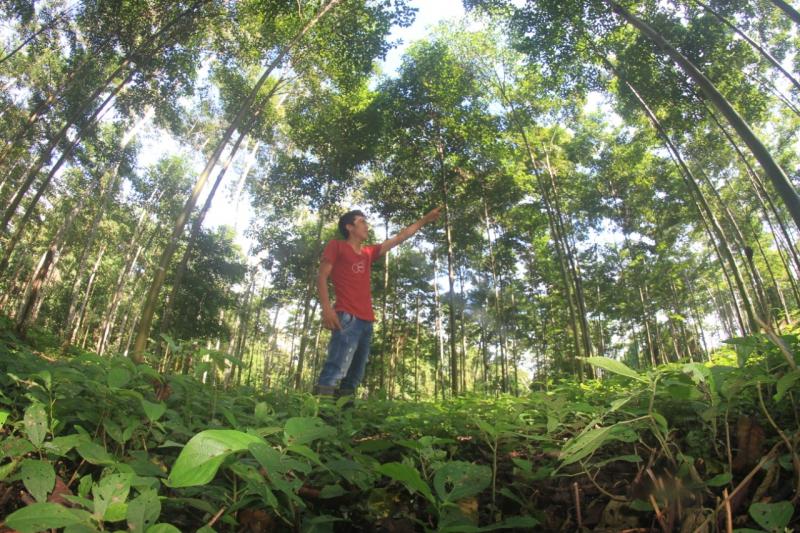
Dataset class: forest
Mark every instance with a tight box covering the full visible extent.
[0,0,799,531]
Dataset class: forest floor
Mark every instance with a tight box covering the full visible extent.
[0,318,798,532]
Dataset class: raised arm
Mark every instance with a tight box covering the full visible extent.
[378,207,442,257]
[318,259,341,330]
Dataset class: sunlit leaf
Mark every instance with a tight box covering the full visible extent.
[774,370,800,402]
[584,357,648,383]
[167,430,262,488]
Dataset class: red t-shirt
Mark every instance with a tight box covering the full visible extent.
[321,240,381,321]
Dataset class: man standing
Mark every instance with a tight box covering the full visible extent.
[315,207,441,397]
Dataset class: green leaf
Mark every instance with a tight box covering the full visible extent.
[749,501,794,532]
[283,417,336,445]
[287,444,323,466]
[76,441,116,466]
[377,462,435,504]
[44,434,87,456]
[774,370,800,402]
[254,402,273,423]
[248,442,288,477]
[127,489,161,533]
[107,367,132,389]
[5,503,90,533]
[560,425,616,465]
[92,473,132,521]
[23,402,48,447]
[320,484,347,498]
[20,459,55,502]
[651,412,669,435]
[141,399,167,422]
[78,474,93,498]
[167,430,263,488]
[473,418,497,438]
[584,357,648,383]
[433,461,491,502]
[706,472,732,487]
[725,336,759,368]
[146,524,182,533]
[0,410,9,426]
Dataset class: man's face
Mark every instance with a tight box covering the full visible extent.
[347,215,369,241]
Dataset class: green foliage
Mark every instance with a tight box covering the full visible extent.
[1,326,798,530]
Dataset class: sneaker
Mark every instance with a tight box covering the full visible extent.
[335,387,355,408]
[313,384,337,397]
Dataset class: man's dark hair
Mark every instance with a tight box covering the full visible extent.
[338,210,365,239]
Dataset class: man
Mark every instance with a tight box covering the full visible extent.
[315,207,442,397]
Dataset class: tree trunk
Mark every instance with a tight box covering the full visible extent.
[71,244,107,347]
[608,0,800,233]
[132,0,343,362]
[703,103,800,289]
[605,56,759,332]
[293,211,328,391]
[379,220,390,390]
[482,195,509,391]
[15,199,83,334]
[62,109,152,341]
[771,0,800,26]
[432,251,446,400]
[159,102,269,339]
[414,291,421,400]
[442,180,459,396]
[544,149,593,359]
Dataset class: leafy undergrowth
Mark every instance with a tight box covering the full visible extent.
[0,323,798,532]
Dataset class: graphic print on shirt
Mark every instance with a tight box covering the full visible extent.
[352,260,366,274]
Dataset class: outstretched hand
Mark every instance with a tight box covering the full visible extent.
[321,307,341,330]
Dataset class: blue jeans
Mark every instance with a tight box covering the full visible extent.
[317,312,373,390]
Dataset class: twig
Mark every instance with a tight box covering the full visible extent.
[757,383,800,501]
[693,441,783,533]
[65,459,86,488]
[207,506,226,528]
[649,494,669,532]
[581,461,627,501]
[724,407,733,479]
[722,488,733,533]
[573,481,583,529]
[754,315,798,371]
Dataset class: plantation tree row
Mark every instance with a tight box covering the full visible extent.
[1,0,798,398]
